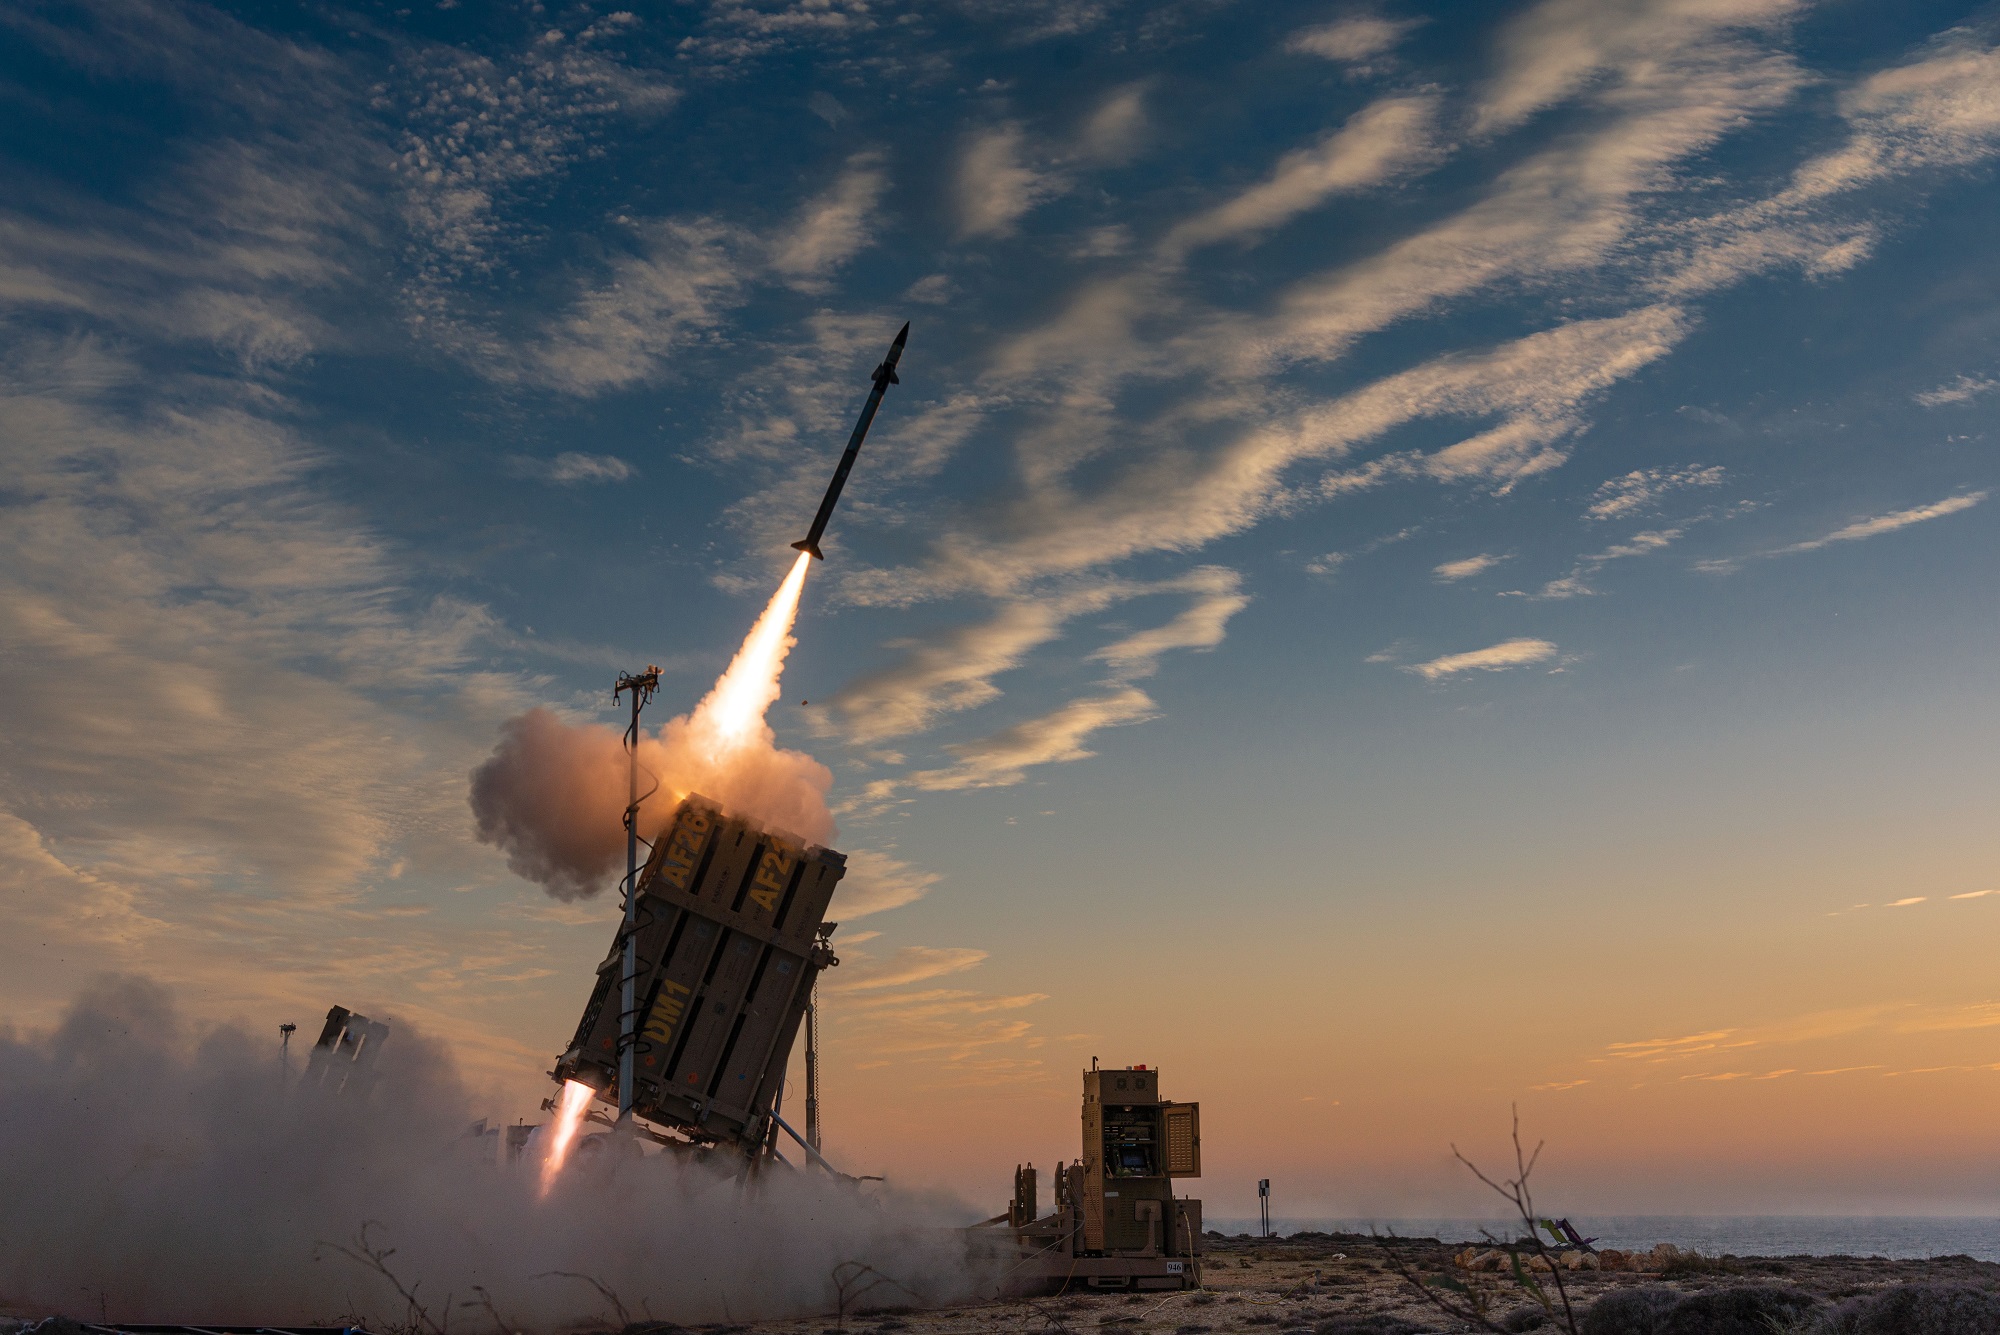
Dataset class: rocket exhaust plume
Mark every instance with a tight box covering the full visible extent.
[539,1078,596,1198]
[694,550,811,759]
[471,552,832,900]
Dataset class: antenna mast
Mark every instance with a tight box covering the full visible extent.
[613,665,662,1124]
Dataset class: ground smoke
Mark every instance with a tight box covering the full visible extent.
[470,554,833,900]
[0,977,979,1326]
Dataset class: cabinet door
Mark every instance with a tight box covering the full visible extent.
[1164,1102,1201,1178]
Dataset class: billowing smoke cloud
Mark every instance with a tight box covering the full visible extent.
[470,707,631,900]
[471,554,835,900]
[470,706,834,900]
[0,976,978,1325]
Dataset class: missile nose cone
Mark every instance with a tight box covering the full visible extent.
[892,321,910,348]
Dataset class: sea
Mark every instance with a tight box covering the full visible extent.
[1204,1217,2000,1263]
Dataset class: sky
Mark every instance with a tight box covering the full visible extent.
[3,0,1999,1221]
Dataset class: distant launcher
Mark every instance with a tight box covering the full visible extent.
[304,1005,390,1098]
[972,1063,1205,1293]
[552,794,844,1160]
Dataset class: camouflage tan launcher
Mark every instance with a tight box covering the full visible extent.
[553,793,844,1153]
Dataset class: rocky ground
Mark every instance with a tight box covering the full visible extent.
[10,1232,1997,1334]
[731,1231,2000,1335]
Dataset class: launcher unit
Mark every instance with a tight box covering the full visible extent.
[552,793,843,1157]
[976,1063,1204,1292]
[304,1005,390,1098]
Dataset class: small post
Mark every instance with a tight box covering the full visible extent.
[1258,1178,1272,1238]
[613,665,663,1124]
[804,975,820,1154]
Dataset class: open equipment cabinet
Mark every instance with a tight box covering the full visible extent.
[972,1062,1204,1294]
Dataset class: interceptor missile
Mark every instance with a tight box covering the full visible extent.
[792,321,909,560]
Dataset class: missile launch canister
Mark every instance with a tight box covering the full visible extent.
[792,321,908,560]
[553,794,845,1155]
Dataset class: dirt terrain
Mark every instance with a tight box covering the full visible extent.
[737,1231,2000,1335]
[8,1230,1995,1334]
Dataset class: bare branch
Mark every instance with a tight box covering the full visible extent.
[459,1285,515,1335]
[830,1261,923,1326]
[539,1271,633,1328]
[1372,1231,1509,1333]
[315,1222,447,1335]
[1019,1296,1076,1335]
[1387,1109,1584,1334]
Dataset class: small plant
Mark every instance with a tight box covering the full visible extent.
[457,1286,519,1335]
[1022,1296,1078,1335]
[1374,1107,1582,1334]
[828,1262,921,1330]
[539,1270,633,1327]
[1577,1283,1819,1335]
[315,1222,450,1335]
[1576,1286,1677,1335]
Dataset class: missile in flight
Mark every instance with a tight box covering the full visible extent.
[792,321,909,560]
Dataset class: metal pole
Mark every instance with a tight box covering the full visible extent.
[804,978,820,1153]
[620,684,639,1122]
[613,666,661,1126]
[1259,1178,1271,1238]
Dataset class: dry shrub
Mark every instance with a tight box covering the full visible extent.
[1657,1285,1818,1333]
[1811,1284,2000,1335]
[1578,1287,1684,1335]
[1581,1284,1818,1335]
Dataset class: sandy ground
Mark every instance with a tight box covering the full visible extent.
[726,1231,2000,1335]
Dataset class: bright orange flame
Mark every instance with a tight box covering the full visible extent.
[688,550,812,759]
[538,1078,596,1198]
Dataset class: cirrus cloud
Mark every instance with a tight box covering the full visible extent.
[1774,492,1986,555]
[1404,637,1559,680]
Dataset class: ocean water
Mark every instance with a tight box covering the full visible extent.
[1205,1217,2000,1263]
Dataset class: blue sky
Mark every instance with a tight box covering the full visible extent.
[4,0,2000,1213]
